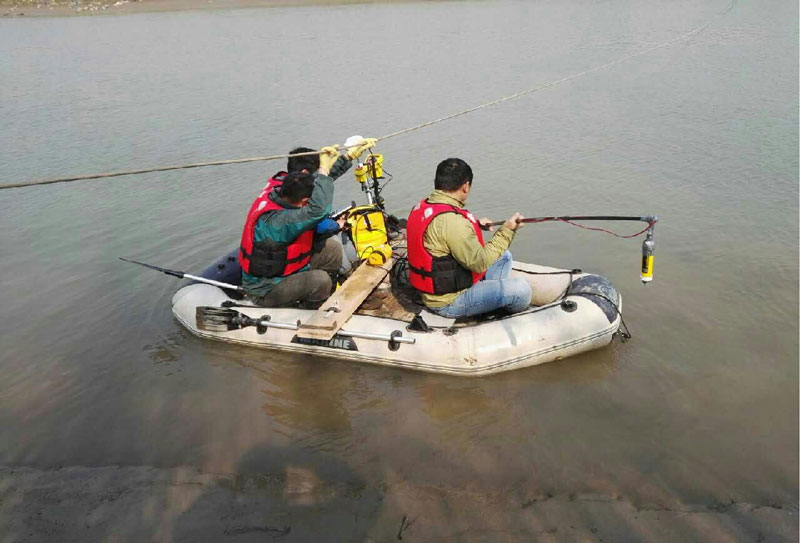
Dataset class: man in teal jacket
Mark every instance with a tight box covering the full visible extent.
[241,140,375,307]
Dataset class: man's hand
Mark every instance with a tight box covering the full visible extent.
[318,145,340,175]
[478,217,495,232]
[503,212,524,232]
[346,138,377,161]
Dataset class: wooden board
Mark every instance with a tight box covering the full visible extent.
[296,257,393,340]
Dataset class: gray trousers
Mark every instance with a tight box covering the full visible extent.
[253,237,343,308]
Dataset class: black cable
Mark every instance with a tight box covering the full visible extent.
[511,267,581,275]
[485,269,632,342]
[511,267,579,305]
[377,168,394,196]
[570,291,632,342]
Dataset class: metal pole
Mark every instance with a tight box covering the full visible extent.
[243,317,416,344]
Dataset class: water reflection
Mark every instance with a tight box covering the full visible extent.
[212,350,382,459]
[143,331,185,364]
[498,344,621,385]
[415,381,493,423]
[198,335,621,448]
[258,358,353,435]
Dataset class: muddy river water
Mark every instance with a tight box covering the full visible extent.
[0,0,797,540]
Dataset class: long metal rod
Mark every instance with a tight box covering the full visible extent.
[339,329,415,344]
[120,257,245,292]
[243,316,416,344]
[182,273,244,292]
[485,215,656,228]
[252,320,299,331]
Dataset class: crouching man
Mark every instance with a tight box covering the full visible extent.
[239,141,374,307]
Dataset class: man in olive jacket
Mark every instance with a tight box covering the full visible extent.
[406,158,531,318]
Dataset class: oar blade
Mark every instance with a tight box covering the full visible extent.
[196,306,245,332]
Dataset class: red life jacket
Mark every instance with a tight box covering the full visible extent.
[264,171,287,192]
[407,199,486,295]
[238,173,314,278]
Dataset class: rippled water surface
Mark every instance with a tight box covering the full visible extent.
[0,0,797,536]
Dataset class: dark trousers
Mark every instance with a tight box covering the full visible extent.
[254,237,343,308]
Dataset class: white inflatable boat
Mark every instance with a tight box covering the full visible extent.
[171,253,625,376]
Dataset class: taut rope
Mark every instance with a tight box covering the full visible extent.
[0,0,733,191]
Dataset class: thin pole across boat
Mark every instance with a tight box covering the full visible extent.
[119,257,245,292]
[483,215,657,228]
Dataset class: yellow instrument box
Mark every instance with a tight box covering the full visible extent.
[346,205,392,264]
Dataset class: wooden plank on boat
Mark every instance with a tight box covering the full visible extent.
[296,258,393,341]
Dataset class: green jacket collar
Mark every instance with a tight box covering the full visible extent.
[428,190,465,208]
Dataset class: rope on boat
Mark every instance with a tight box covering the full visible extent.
[0,0,734,192]
[377,0,736,143]
[0,148,349,190]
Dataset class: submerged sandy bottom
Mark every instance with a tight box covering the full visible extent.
[1,465,795,542]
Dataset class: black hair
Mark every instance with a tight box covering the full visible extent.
[434,158,473,191]
[287,147,320,173]
[279,171,315,204]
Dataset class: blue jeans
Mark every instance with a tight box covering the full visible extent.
[431,251,532,319]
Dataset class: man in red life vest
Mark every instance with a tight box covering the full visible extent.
[240,139,375,307]
[406,158,532,318]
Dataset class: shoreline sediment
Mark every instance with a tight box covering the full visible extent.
[0,0,423,18]
[2,464,796,541]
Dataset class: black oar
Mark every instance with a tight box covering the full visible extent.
[119,257,245,292]
[196,307,261,332]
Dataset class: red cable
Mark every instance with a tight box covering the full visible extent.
[531,218,657,238]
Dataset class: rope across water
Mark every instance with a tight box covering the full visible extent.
[0,0,733,191]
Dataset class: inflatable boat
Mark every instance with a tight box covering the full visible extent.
[170,249,625,376]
